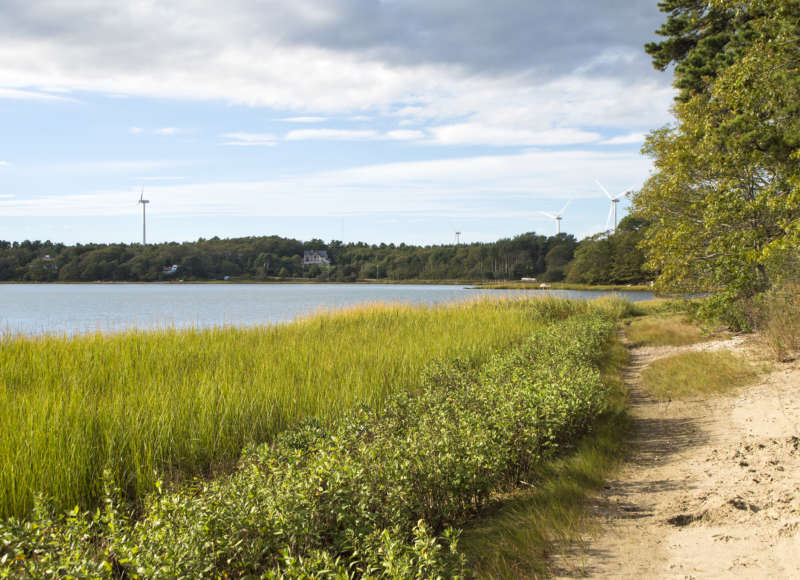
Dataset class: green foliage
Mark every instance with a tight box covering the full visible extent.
[0,298,548,519]
[0,305,617,577]
[565,216,650,285]
[645,0,755,101]
[0,232,581,283]
[636,0,800,325]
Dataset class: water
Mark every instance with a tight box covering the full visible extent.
[0,283,655,336]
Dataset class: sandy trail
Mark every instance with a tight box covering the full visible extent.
[552,337,800,579]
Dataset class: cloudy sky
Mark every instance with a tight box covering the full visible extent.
[0,0,673,245]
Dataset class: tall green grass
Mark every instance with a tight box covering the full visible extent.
[0,296,570,518]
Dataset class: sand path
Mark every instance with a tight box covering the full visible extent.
[552,336,800,579]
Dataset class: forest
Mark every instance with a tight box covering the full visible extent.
[0,216,648,284]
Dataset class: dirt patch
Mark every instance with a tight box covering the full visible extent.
[550,335,800,578]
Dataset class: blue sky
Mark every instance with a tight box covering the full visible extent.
[0,1,674,246]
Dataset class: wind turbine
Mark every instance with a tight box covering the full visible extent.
[595,180,633,233]
[538,200,571,235]
[449,222,463,245]
[138,188,150,244]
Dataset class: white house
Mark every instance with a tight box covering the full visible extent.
[303,250,331,267]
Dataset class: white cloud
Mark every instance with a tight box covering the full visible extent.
[285,129,380,141]
[279,116,327,123]
[429,124,601,147]
[387,129,425,141]
[285,128,426,142]
[574,47,639,75]
[0,150,651,218]
[153,127,181,136]
[0,161,10,167]
[50,160,177,173]
[0,5,674,148]
[601,132,646,145]
[130,127,184,136]
[0,87,78,103]
[221,132,278,146]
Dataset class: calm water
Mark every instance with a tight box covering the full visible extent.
[0,283,654,336]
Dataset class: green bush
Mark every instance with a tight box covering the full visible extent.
[0,308,616,578]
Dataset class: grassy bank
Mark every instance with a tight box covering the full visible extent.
[0,300,626,577]
[474,282,651,292]
[0,297,553,519]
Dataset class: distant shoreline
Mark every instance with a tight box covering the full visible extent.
[0,280,651,291]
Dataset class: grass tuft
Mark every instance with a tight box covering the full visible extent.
[624,314,712,347]
[641,350,758,400]
[755,281,800,361]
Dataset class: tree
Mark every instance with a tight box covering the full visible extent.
[635,0,800,324]
[644,0,755,101]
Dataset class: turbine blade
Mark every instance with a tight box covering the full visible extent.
[558,199,571,216]
[613,185,635,200]
[538,211,556,219]
[595,179,612,199]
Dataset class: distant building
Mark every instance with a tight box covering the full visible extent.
[303,250,331,267]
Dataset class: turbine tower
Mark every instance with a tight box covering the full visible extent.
[538,200,571,235]
[595,180,633,233]
[454,231,461,245]
[138,188,150,244]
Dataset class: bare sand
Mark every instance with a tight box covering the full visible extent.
[552,336,800,579]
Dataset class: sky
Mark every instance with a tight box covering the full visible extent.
[0,0,675,246]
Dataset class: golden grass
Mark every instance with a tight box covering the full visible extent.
[757,281,800,361]
[624,314,712,347]
[641,350,759,400]
[0,296,568,519]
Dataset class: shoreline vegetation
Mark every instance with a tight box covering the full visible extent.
[472,281,651,292]
[0,297,547,519]
[0,294,794,577]
[0,295,636,577]
[0,279,652,291]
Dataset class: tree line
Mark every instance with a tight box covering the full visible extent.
[0,222,648,284]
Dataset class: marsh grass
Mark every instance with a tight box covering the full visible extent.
[0,296,581,519]
[755,281,800,360]
[624,314,714,347]
[460,338,630,579]
[641,350,759,400]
